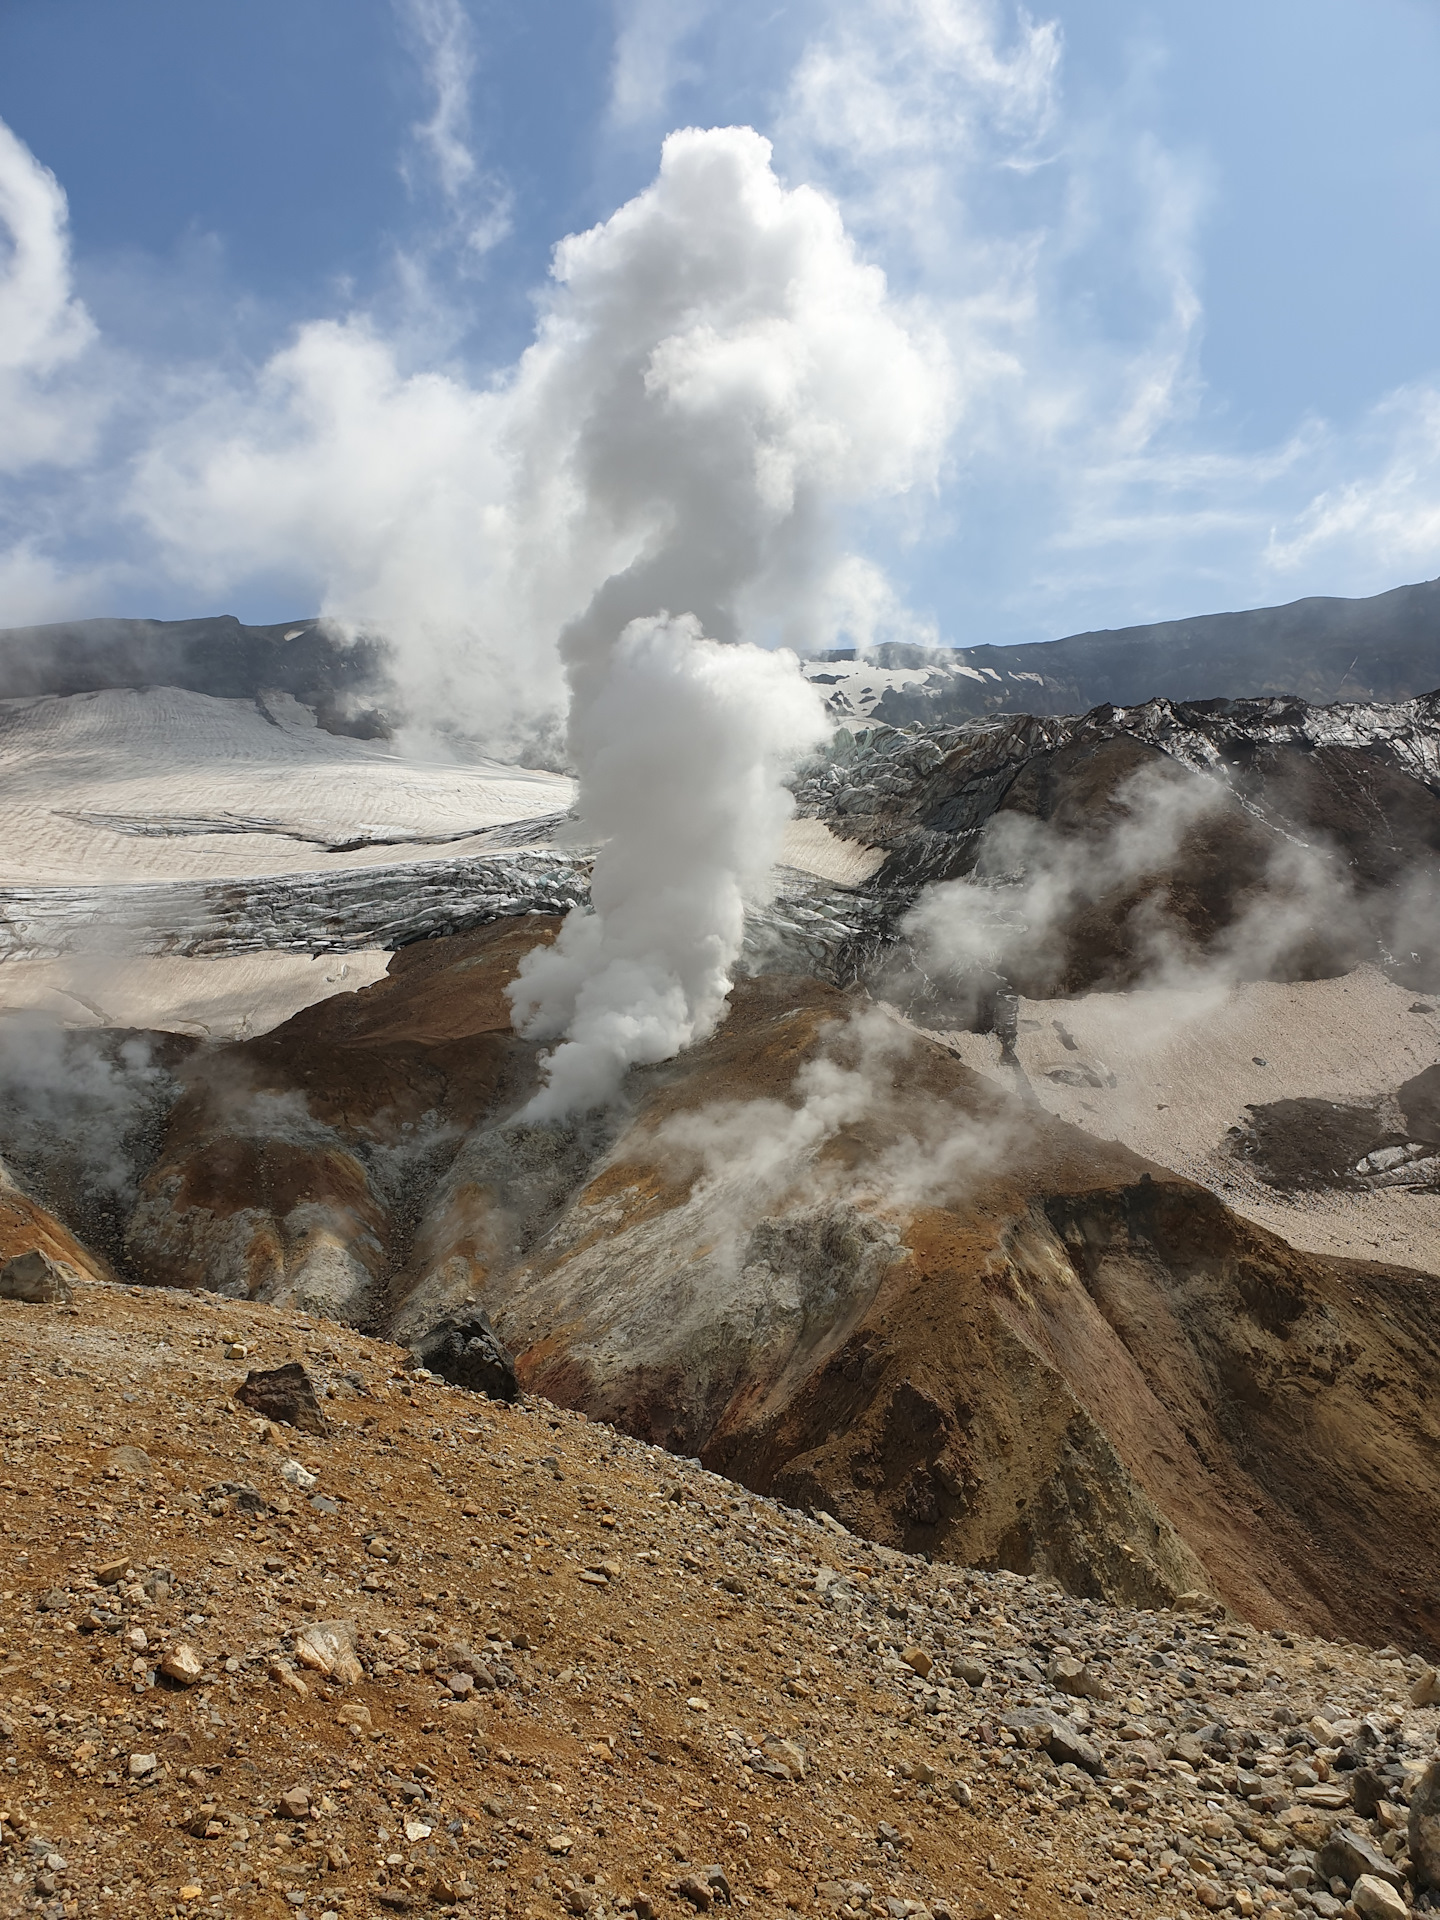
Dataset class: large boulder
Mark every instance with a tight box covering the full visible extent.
[413,1310,519,1402]
[0,1248,73,1303]
[235,1361,329,1436]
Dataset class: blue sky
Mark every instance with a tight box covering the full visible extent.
[3,0,1440,656]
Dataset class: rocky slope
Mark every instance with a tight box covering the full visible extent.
[9,923,1426,1659]
[0,617,390,738]
[792,692,1440,999]
[2,684,1437,1684]
[5,1274,1440,1920]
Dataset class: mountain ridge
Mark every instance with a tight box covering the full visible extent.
[4,573,1438,739]
[806,576,1440,725]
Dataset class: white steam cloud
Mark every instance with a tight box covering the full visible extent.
[0,121,100,475]
[506,615,828,1118]
[499,126,950,1116]
[901,755,1385,1012]
[656,1003,1006,1220]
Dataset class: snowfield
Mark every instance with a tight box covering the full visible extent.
[0,686,575,885]
[0,684,884,1029]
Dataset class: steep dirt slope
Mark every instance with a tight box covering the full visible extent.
[124,922,564,1319]
[107,926,1440,1656]
[477,986,1440,1654]
[13,1278,1440,1920]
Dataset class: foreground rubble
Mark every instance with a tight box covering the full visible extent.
[3,1283,1439,1920]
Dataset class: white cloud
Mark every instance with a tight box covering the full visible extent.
[126,315,564,745]
[771,0,1229,634]
[780,1,1440,617]
[608,0,713,129]
[0,541,113,627]
[782,0,1062,280]
[1266,385,1440,582]
[788,0,1060,168]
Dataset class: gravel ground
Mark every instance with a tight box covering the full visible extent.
[2,1281,1438,1920]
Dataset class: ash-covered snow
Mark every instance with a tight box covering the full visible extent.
[4,686,1436,1009]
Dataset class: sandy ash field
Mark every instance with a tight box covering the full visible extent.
[946,970,1440,1274]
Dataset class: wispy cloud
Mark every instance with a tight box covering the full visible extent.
[1266,385,1440,580]
[769,1,1440,629]
[607,0,714,130]
[394,0,512,262]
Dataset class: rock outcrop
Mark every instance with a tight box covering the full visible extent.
[795,690,1440,998]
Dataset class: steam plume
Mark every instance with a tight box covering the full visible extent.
[901,754,1386,1010]
[504,127,951,1116]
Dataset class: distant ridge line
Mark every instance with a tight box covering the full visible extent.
[1,574,1437,730]
[807,574,1440,724]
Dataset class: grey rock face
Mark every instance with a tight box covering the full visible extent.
[1000,1709,1105,1776]
[1316,1826,1403,1891]
[0,1249,73,1303]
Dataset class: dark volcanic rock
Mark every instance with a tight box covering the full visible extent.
[235,1361,329,1435]
[1399,1063,1440,1143]
[1411,1760,1440,1890]
[1226,1098,1405,1192]
[413,1309,520,1401]
[1227,1089,1440,1194]
[1317,1827,1403,1891]
[123,920,564,1318]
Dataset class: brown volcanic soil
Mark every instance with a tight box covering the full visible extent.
[94,924,1440,1661]
[6,1278,1440,1920]
[0,1278,1136,1920]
